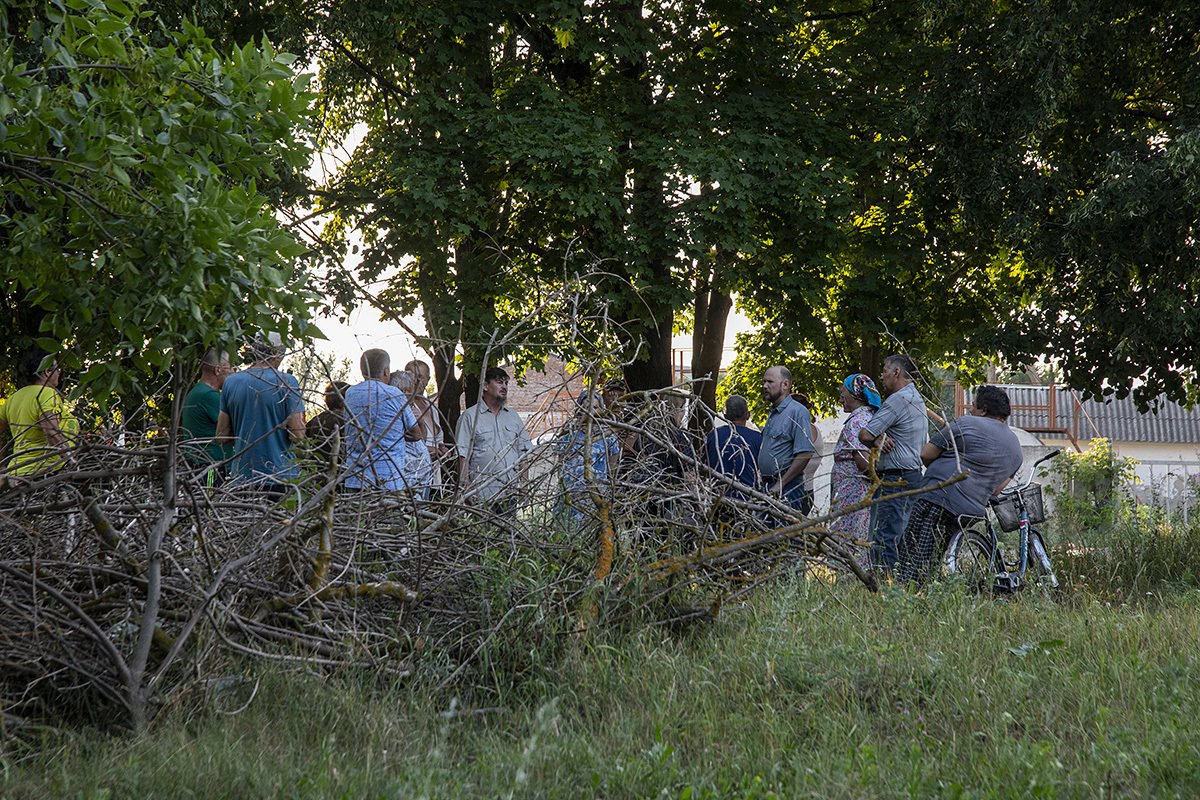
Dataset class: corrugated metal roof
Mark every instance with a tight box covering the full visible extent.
[961,385,1200,445]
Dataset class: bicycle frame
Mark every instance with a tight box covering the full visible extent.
[990,448,1061,590]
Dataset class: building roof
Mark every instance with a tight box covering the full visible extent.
[962,385,1200,445]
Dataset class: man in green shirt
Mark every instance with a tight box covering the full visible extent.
[180,348,232,483]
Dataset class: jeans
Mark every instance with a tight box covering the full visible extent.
[868,468,923,570]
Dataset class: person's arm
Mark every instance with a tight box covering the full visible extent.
[286,411,306,442]
[402,402,427,442]
[775,451,812,491]
[216,411,233,444]
[516,421,533,481]
[455,411,472,495]
[852,450,871,473]
[284,375,305,442]
[769,410,814,491]
[36,411,67,451]
[921,422,954,467]
[859,399,894,447]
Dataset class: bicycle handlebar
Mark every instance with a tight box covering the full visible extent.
[994,448,1065,500]
[1033,448,1064,468]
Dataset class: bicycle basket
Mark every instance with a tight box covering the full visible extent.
[992,483,1046,532]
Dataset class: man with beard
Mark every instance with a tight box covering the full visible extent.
[757,366,815,512]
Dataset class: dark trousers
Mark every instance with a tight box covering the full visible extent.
[868,468,922,570]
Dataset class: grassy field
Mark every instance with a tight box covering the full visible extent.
[6,514,1200,798]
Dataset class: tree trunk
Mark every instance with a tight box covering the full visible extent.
[623,309,674,391]
[858,342,882,381]
[691,281,732,419]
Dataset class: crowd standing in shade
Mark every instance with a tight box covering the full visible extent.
[2,332,1036,593]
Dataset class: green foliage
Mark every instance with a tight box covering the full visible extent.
[0,0,318,401]
[912,0,1200,407]
[1048,438,1140,530]
[1054,510,1200,602]
[311,1,992,393]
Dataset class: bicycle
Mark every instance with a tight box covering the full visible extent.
[943,448,1063,594]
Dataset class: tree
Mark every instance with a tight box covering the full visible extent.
[909,0,1200,408]
[0,0,318,401]
[305,0,926,435]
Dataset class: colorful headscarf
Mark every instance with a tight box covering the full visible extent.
[843,373,882,410]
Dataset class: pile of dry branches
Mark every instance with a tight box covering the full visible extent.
[0,380,888,734]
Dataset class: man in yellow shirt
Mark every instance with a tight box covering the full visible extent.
[0,350,73,483]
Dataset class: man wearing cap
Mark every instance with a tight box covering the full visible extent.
[180,347,232,485]
[216,332,305,494]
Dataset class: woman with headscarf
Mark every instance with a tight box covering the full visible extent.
[829,373,882,552]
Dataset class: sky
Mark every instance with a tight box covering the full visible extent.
[310,301,754,377]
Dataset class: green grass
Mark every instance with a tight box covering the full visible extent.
[7,572,1200,799]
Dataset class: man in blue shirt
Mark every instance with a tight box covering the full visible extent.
[217,333,305,494]
[343,348,422,492]
[704,394,762,497]
[758,366,815,512]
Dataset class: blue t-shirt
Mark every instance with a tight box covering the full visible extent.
[705,423,763,492]
[557,427,620,494]
[343,380,418,490]
[220,367,304,483]
[758,396,814,481]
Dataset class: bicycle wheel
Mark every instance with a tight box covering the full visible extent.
[943,530,999,593]
[1027,529,1060,596]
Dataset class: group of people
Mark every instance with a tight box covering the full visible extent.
[4,337,1025,584]
[704,355,1024,582]
[180,338,531,506]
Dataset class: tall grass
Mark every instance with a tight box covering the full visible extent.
[1051,506,1200,601]
[7,573,1200,798]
